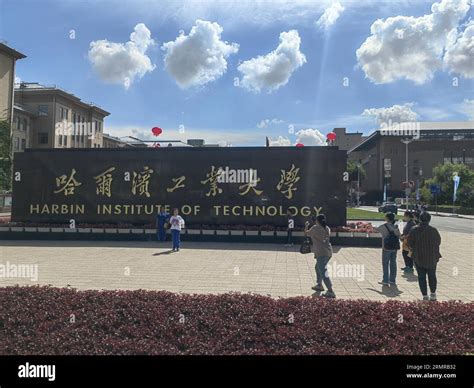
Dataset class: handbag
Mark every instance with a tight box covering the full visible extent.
[299,237,312,254]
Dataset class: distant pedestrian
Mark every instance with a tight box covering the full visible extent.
[400,211,416,273]
[377,212,401,286]
[156,209,170,242]
[285,210,294,247]
[169,208,185,252]
[305,214,335,298]
[407,212,442,301]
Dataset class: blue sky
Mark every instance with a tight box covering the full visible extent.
[1,0,473,146]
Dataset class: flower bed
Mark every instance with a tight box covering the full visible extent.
[1,286,471,355]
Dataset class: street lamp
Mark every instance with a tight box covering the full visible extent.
[401,138,415,210]
[357,163,361,207]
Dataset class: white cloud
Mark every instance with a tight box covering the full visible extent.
[257,118,284,128]
[268,136,292,146]
[316,1,345,31]
[356,0,471,84]
[444,20,474,78]
[459,99,474,119]
[161,19,239,88]
[362,103,419,125]
[237,30,306,93]
[88,23,155,89]
[295,128,326,145]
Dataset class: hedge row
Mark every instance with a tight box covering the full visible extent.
[1,286,472,355]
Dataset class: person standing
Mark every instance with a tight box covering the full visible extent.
[156,209,170,242]
[407,212,442,301]
[285,210,294,247]
[305,214,335,298]
[169,208,185,252]
[376,212,401,286]
[400,211,416,273]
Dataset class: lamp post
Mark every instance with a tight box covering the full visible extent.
[357,163,361,207]
[401,138,415,210]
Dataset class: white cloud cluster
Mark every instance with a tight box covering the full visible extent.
[88,23,155,89]
[268,136,292,146]
[257,118,284,128]
[362,103,419,125]
[237,30,306,93]
[162,19,239,88]
[444,20,474,79]
[356,0,472,84]
[295,128,326,145]
[316,1,345,31]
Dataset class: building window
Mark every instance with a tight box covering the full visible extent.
[38,105,49,117]
[64,136,68,147]
[59,135,63,146]
[60,107,69,120]
[23,118,28,131]
[38,133,49,144]
[21,138,26,150]
[13,137,19,150]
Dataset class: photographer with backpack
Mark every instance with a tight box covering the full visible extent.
[376,212,401,286]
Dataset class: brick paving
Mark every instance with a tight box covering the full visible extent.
[0,231,472,302]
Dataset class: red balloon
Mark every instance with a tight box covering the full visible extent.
[296,143,304,147]
[327,132,336,141]
[152,127,163,136]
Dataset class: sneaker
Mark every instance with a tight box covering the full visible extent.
[389,281,397,286]
[312,285,324,292]
[430,293,437,301]
[322,291,336,298]
[422,295,430,301]
[379,281,389,286]
[400,266,408,271]
[176,248,180,252]
[404,267,414,273]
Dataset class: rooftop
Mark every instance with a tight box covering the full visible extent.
[15,82,110,116]
[0,41,26,60]
[348,121,474,154]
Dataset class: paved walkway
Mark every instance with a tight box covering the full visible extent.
[0,231,472,302]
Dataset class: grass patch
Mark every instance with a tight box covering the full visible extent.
[347,208,401,220]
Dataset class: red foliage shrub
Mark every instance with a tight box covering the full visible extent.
[1,286,472,355]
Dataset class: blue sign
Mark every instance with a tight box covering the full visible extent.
[430,184,441,195]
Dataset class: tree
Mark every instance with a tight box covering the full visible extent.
[0,120,12,191]
[422,163,474,207]
[347,160,366,182]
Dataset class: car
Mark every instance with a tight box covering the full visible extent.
[378,202,398,214]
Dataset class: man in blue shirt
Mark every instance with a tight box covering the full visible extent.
[156,210,170,242]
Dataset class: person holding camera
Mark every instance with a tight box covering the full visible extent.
[305,214,335,298]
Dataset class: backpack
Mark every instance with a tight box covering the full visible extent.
[384,224,400,250]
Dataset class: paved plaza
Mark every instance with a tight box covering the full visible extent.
[0,231,472,302]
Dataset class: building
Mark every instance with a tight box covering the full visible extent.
[348,121,474,203]
[12,104,36,152]
[13,82,110,151]
[102,133,133,148]
[0,42,26,125]
[333,127,366,151]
